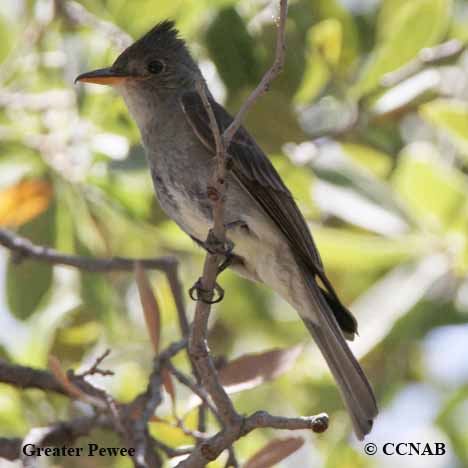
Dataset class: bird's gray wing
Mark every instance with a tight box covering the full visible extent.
[180,91,357,337]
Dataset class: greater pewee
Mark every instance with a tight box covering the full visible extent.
[75,21,378,439]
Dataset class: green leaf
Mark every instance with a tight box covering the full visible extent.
[419,98,468,157]
[0,15,15,64]
[229,90,306,153]
[6,203,56,320]
[0,385,28,436]
[294,45,330,104]
[316,0,361,70]
[259,21,306,96]
[377,0,414,41]
[313,227,429,272]
[372,68,440,117]
[351,254,450,357]
[353,0,452,97]
[89,168,154,220]
[391,142,468,230]
[311,149,413,234]
[294,22,332,105]
[295,0,361,104]
[340,143,392,177]
[313,18,342,66]
[205,7,260,94]
[0,147,46,190]
[437,386,468,464]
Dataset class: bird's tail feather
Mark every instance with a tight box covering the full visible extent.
[301,274,378,440]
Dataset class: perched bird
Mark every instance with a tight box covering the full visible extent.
[76,21,378,439]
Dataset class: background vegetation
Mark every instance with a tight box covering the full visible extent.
[1,0,468,466]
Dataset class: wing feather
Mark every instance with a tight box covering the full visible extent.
[180,91,357,336]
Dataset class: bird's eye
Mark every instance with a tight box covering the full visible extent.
[147,60,165,74]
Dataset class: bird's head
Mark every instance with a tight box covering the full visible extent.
[75,21,199,93]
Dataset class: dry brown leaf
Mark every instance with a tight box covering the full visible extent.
[0,180,52,227]
[162,367,177,414]
[218,345,303,393]
[135,262,161,353]
[48,355,85,400]
[244,437,304,468]
[149,415,166,423]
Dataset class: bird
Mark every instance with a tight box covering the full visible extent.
[75,20,378,440]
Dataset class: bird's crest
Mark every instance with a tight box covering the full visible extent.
[113,20,187,69]
[136,20,184,51]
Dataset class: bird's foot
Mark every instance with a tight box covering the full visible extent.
[203,229,235,275]
[217,238,235,274]
[224,220,248,231]
[216,220,248,273]
[189,278,225,304]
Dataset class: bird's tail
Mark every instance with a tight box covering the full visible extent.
[301,272,378,440]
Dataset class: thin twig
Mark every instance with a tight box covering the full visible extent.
[0,228,177,273]
[243,411,329,433]
[165,361,218,417]
[133,359,163,468]
[131,339,187,467]
[189,81,238,427]
[381,39,465,88]
[152,439,194,458]
[176,411,327,468]
[77,349,114,378]
[222,0,288,148]
[226,447,239,468]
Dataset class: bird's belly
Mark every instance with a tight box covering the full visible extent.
[175,195,211,240]
[227,215,307,310]
[150,169,212,240]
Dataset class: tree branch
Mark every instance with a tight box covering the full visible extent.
[0,228,177,273]
[189,80,238,428]
[0,360,67,395]
[189,0,289,430]
[176,410,328,468]
[222,0,288,147]
[0,340,187,466]
[380,39,465,87]
[243,411,329,433]
[0,415,111,461]
[129,339,187,468]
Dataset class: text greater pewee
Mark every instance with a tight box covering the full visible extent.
[76,21,378,440]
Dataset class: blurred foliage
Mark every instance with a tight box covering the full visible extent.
[1,0,468,467]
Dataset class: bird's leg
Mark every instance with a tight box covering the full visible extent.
[218,219,249,273]
[224,220,248,231]
[204,228,235,278]
[188,229,230,304]
[217,238,234,274]
[188,221,247,303]
[192,222,245,273]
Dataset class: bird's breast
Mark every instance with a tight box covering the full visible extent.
[149,160,213,240]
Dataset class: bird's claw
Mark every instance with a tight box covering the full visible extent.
[204,229,226,255]
[189,278,225,304]
[203,229,235,274]
[217,239,234,274]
